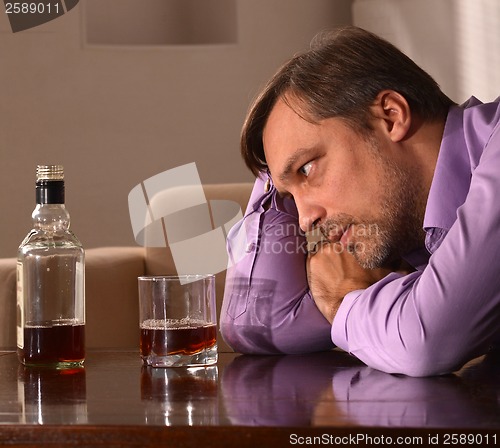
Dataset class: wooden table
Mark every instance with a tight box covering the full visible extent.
[0,349,498,447]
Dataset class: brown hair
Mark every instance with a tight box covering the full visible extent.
[241,26,455,176]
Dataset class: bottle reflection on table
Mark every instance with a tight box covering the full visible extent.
[140,365,218,426]
[17,365,88,425]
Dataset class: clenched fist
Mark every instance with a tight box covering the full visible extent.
[307,242,394,323]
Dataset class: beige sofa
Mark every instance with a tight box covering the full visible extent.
[0,183,253,352]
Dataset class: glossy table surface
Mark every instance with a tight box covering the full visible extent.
[0,349,498,446]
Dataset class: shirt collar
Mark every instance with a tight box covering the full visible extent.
[423,101,474,234]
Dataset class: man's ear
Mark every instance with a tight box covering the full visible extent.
[370,90,412,142]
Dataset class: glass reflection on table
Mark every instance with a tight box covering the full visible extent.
[140,365,219,426]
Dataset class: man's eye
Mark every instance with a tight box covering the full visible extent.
[299,162,313,177]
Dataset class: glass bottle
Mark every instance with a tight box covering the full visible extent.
[17,165,85,368]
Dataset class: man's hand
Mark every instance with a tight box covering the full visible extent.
[307,242,393,323]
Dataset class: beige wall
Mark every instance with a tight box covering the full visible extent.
[0,0,352,258]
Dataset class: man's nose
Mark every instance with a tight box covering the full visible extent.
[296,197,323,233]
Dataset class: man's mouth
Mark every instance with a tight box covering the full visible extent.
[340,224,353,245]
[322,223,353,244]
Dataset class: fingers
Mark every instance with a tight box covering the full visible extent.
[308,240,358,269]
[307,240,392,284]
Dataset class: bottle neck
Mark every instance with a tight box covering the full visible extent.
[33,180,70,231]
[36,180,65,205]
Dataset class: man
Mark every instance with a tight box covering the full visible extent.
[220,26,500,376]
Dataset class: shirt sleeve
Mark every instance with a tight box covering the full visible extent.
[220,175,334,354]
[332,123,500,376]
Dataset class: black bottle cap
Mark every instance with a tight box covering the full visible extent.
[35,165,65,204]
[36,180,65,204]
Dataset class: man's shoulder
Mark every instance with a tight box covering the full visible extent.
[459,96,500,166]
[461,95,500,130]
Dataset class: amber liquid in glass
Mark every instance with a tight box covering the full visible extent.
[140,322,216,357]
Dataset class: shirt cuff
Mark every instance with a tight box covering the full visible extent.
[331,289,364,352]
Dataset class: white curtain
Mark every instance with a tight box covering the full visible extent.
[353,0,500,103]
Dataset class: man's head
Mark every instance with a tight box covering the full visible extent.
[241,26,454,176]
[242,26,454,268]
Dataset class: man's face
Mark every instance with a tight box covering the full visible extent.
[263,98,425,268]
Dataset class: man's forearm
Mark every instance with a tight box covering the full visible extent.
[220,177,334,354]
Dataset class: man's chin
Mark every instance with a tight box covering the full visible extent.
[351,243,392,270]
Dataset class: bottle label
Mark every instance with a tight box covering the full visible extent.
[16,262,24,349]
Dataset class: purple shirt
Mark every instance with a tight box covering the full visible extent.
[221,96,500,375]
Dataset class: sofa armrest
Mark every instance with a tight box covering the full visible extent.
[0,257,17,349]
